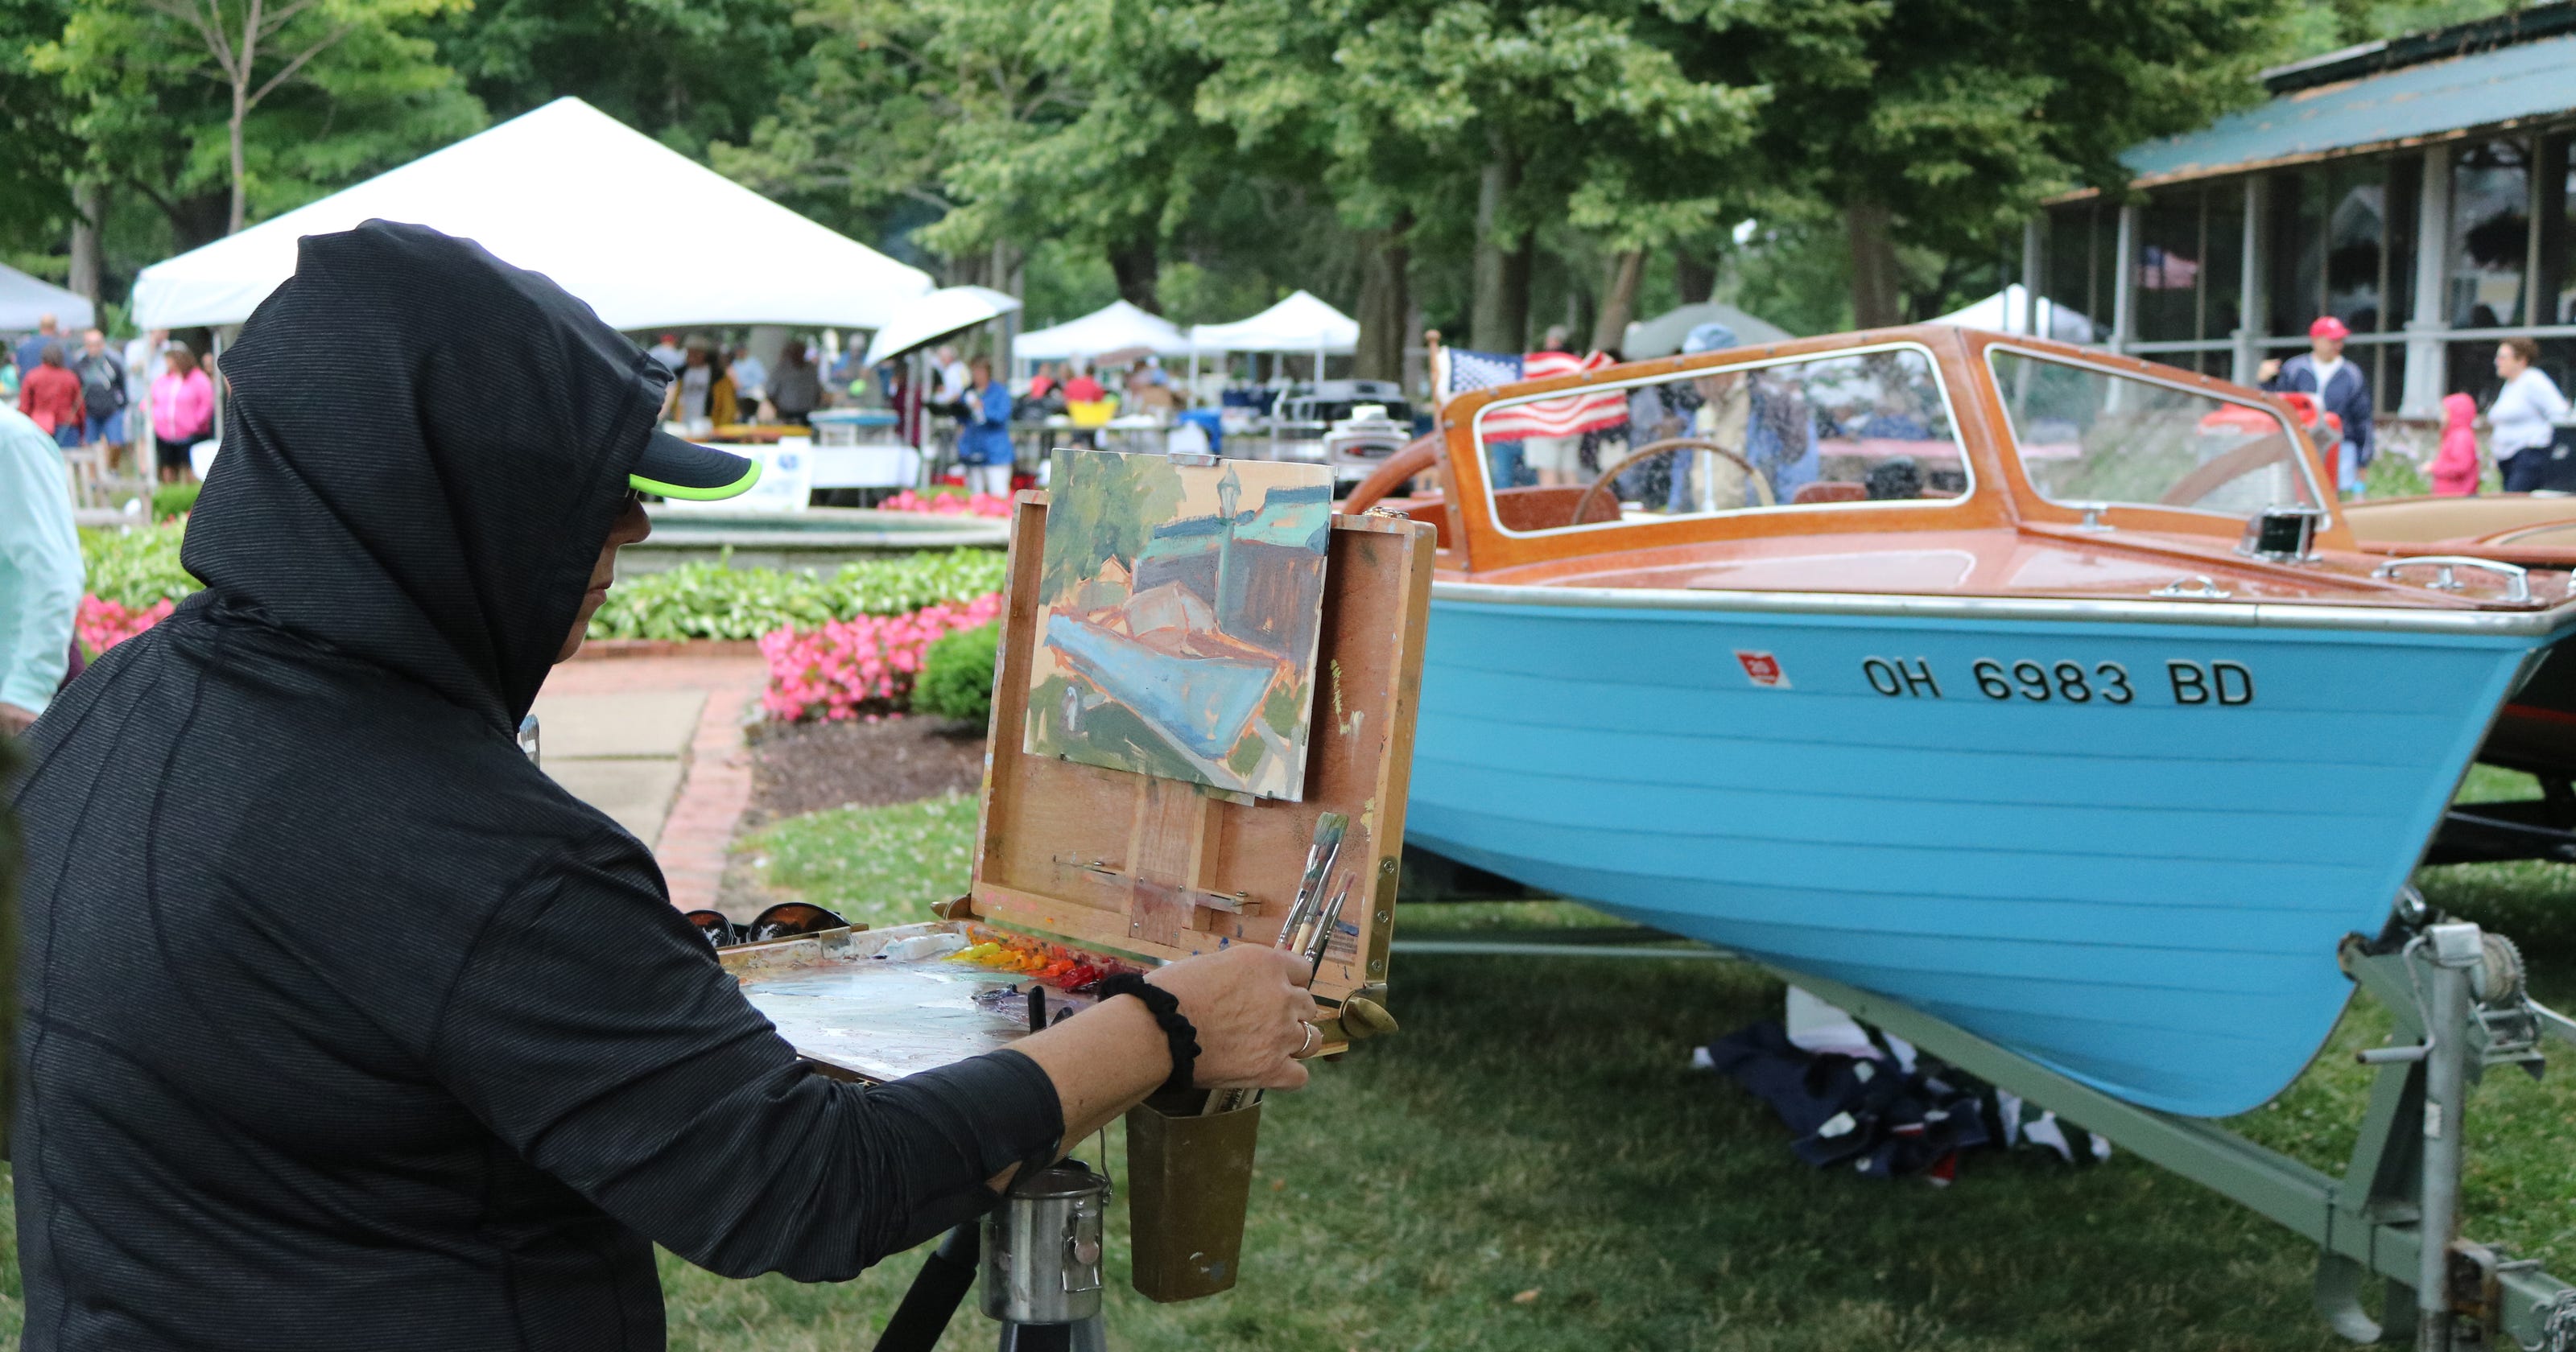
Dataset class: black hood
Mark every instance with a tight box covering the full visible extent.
[181,220,668,730]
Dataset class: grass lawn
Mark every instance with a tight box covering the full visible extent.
[0,774,2565,1350]
[672,772,2576,1351]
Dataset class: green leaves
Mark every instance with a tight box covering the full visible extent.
[583,551,1009,642]
[36,0,482,238]
[72,524,1009,645]
[911,621,1002,723]
[79,521,199,612]
[1036,447,1183,604]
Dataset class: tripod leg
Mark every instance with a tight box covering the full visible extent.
[873,1223,981,1352]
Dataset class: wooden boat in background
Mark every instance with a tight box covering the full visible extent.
[2341,496,2576,782]
[1342,325,2576,1118]
[2347,493,2576,570]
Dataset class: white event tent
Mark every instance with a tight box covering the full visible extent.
[1933,284,2097,344]
[1,262,94,333]
[1621,301,1794,358]
[1188,290,1358,357]
[862,286,1022,368]
[130,97,935,332]
[1187,290,1360,383]
[1013,299,1188,364]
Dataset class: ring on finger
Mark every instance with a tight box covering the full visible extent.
[1292,1022,1319,1059]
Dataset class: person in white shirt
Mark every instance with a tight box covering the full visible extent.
[726,344,767,407]
[932,344,970,414]
[124,328,169,472]
[2491,336,2571,492]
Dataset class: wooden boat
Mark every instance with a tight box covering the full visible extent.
[1340,325,2576,1118]
[2340,497,2576,781]
[2347,493,2576,570]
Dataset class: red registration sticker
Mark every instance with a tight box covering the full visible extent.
[1735,650,1790,689]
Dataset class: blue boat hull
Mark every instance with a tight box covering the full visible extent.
[1410,594,2545,1116]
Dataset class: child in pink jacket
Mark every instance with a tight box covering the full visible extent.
[2429,392,2479,497]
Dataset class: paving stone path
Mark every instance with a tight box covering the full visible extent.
[532,653,765,913]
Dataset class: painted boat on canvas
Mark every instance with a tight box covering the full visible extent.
[1043,611,1278,759]
[1342,324,2576,1118]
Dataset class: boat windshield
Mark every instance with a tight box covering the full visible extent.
[1470,346,1968,535]
[1985,349,2322,517]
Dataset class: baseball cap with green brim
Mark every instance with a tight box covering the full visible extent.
[631,429,762,501]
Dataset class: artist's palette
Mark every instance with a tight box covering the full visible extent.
[727,922,1126,1082]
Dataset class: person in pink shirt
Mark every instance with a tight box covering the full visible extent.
[2428,391,2480,497]
[150,342,215,484]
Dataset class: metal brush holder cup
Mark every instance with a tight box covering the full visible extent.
[980,1160,1110,1329]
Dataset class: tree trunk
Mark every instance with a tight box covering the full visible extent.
[1469,153,1522,351]
[167,192,232,252]
[1109,234,1160,314]
[1674,250,1716,305]
[1402,291,1427,394]
[1846,199,1903,329]
[228,0,258,235]
[993,240,1025,299]
[68,181,105,305]
[1354,214,1410,382]
[1497,230,1534,351]
[1591,249,1645,353]
[228,101,250,234]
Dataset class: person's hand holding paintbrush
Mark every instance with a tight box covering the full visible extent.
[1208,814,1350,1114]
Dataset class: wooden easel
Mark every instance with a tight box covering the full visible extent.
[950,491,1434,1035]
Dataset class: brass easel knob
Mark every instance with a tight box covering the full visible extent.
[1340,996,1398,1041]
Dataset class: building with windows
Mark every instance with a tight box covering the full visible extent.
[2029,3,2575,421]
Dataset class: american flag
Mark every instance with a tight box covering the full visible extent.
[2139,245,2199,291]
[1435,345,1624,439]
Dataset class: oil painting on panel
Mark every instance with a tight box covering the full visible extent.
[1025,449,1333,800]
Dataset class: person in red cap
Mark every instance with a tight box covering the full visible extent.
[2259,315,2372,496]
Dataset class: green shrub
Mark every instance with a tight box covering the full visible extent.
[912,621,1001,724]
[585,550,1007,641]
[72,523,1010,646]
[80,520,200,609]
[152,482,201,521]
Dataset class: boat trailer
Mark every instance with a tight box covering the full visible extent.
[2432,765,2576,867]
[1395,900,2576,1350]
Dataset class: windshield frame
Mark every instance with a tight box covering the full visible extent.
[1467,339,1979,541]
[1979,342,2328,525]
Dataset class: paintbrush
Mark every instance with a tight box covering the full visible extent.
[1303,876,1351,981]
[1214,876,1353,1117]
[1275,813,1347,949]
[1208,814,1348,1117]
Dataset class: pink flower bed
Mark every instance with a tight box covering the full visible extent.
[79,596,177,654]
[759,592,1004,722]
[879,488,1013,518]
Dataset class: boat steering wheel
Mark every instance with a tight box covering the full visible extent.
[1571,437,1775,526]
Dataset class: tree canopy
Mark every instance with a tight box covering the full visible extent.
[3,0,2526,350]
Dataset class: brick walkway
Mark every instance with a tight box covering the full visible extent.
[536,653,766,913]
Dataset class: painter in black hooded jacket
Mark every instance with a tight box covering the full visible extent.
[7,221,1320,1352]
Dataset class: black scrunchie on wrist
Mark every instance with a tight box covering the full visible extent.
[1097,973,1199,1092]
